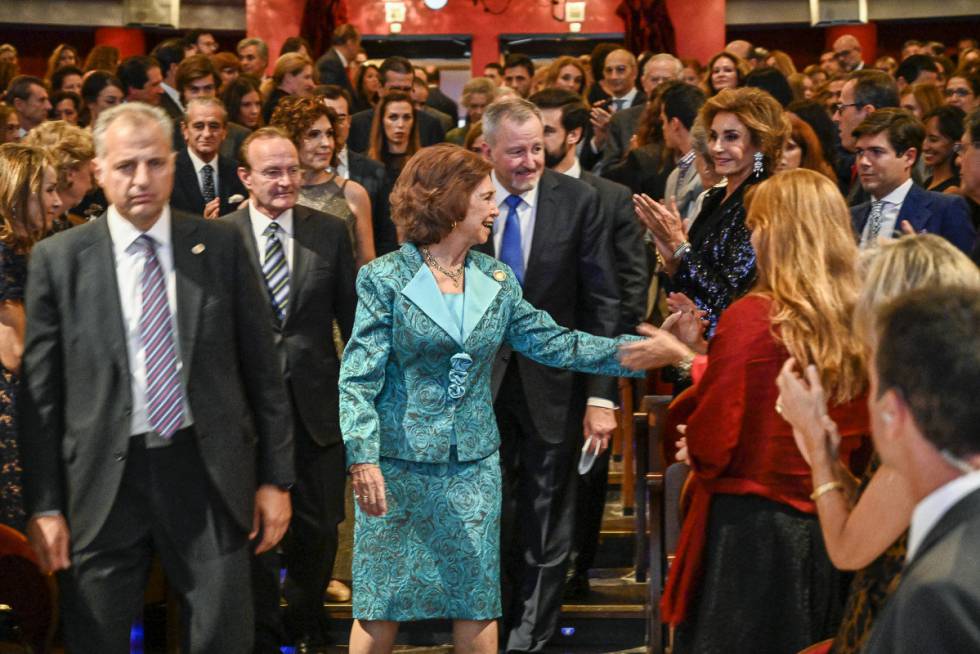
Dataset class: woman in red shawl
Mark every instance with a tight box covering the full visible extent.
[664,169,869,653]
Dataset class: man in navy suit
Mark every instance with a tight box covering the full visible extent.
[170,98,247,218]
[863,287,980,654]
[850,108,975,253]
[315,24,358,97]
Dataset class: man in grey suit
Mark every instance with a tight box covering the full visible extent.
[224,127,356,652]
[863,287,980,654]
[532,88,648,597]
[315,24,359,97]
[476,97,621,653]
[19,102,294,653]
[661,82,707,221]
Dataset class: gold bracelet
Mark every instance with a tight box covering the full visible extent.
[810,480,845,501]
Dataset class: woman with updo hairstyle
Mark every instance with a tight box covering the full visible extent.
[663,168,869,654]
[635,86,790,334]
[339,143,643,654]
[706,51,748,96]
[0,143,63,532]
[23,120,96,230]
[367,91,420,188]
[270,95,375,267]
[80,71,124,128]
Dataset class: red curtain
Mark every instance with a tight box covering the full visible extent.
[616,0,677,55]
[301,0,350,59]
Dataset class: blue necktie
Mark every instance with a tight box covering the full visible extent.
[500,194,524,284]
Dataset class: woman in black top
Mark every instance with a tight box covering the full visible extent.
[367,92,420,189]
[922,105,965,193]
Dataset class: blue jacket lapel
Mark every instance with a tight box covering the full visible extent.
[401,261,463,346]
[462,261,501,346]
[897,184,928,233]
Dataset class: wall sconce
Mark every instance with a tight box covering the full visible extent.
[565,1,586,23]
[423,0,449,8]
[569,22,582,33]
[385,2,406,23]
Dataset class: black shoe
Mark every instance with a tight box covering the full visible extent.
[564,572,590,600]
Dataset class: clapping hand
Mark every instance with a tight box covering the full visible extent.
[661,307,708,355]
[775,358,840,466]
[590,101,613,149]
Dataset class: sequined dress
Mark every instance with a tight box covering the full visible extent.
[670,178,759,335]
[0,242,27,532]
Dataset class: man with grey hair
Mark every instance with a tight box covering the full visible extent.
[833,34,865,72]
[446,76,497,145]
[583,52,681,172]
[476,96,620,653]
[172,97,247,218]
[238,37,270,79]
[20,101,294,652]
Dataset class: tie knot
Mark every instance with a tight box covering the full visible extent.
[264,222,281,237]
[134,234,156,254]
[505,194,522,211]
[202,163,213,173]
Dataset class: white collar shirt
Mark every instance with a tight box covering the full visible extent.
[564,158,583,180]
[107,205,194,437]
[336,147,350,179]
[248,202,295,270]
[860,178,913,248]
[610,87,638,111]
[161,83,183,112]
[491,170,539,270]
[907,469,980,562]
[186,147,219,199]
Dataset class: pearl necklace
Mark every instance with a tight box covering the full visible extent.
[421,247,464,288]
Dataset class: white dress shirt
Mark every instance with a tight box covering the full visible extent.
[187,148,220,199]
[248,202,295,270]
[610,87,639,111]
[564,158,583,180]
[860,178,913,248]
[907,469,980,562]
[335,146,350,180]
[107,206,194,437]
[491,170,538,271]
[161,82,184,113]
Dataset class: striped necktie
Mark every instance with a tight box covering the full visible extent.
[262,222,289,322]
[135,234,184,439]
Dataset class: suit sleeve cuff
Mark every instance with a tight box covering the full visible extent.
[587,397,618,410]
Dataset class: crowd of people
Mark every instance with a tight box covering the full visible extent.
[0,22,979,654]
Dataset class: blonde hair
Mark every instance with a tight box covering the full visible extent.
[745,168,865,402]
[0,143,55,253]
[545,56,589,97]
[697,86,790,173]
[854,235,980,347]
[23,120,95,191]
[271,53,312,88]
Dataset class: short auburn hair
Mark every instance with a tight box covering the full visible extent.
[390,144,492,246]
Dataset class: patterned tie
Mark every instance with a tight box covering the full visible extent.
[499,194,525,285]
[201,164,216,204]
[135,235,185,439]
[262,222,289,322]
[612,98,626,112]
[865,200,885,246]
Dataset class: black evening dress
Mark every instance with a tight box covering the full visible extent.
[0,241,27,532]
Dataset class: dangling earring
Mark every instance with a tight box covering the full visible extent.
[752,151,764,177]
[451,221,458,230]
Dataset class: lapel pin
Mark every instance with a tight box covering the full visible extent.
[191,243,206,255]
[493,270,506,282]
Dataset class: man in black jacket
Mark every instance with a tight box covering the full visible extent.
[315,24,358,97]
[226,127,356,652]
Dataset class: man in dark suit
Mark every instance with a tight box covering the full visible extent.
[171,98,247,218]
[172,55,251,166]
[476,97,621,653]
[862,287,980,654]
[19,102,294,652]
[321,85,398,254]
[315,24,359,96]
[532,88,647,597]
[850,108,975,253]
[346,56,446,153]
[224,127,356,652]
[150,38,185,121]
[422,65,459,122]
[580,48,647,172]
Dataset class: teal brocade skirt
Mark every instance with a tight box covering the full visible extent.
[352,448,502,621]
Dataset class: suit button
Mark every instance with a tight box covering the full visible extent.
[114,452,126,462]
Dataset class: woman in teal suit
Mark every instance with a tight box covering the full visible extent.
[340,144,643,654]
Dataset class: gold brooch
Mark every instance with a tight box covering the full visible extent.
[191,243,206,254]
[493,270,506,282]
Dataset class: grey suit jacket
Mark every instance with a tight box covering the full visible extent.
[223,205,357,446]
[19,209,294,549]
[864,487,980,653]
[664,161,705,221]
[476,169,620,442]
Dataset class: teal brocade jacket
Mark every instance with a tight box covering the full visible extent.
[339,243,643,467]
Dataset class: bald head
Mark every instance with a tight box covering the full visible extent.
[603,49,638,98]
[726,40,752,60]
[833,34,864,72]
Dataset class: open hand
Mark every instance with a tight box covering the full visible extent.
[619,324,692,370]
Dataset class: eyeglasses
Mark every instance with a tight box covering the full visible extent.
[832,102,859,114]
[834,49,853,60]
[256,166,301,180]
[944,87,973,98]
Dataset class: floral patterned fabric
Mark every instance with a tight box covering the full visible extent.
[339,242,642,620]
[0,241,27,532]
